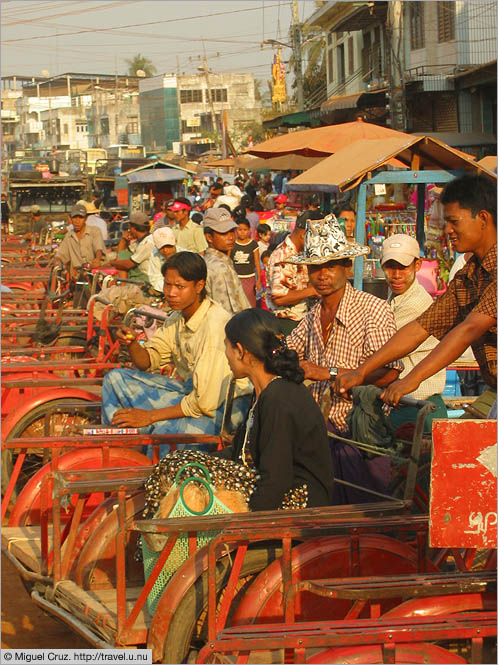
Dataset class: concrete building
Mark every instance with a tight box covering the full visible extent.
[307,0,497,153]
[12,73,142,152]
[1,76,45,155]
[139,72,263,156]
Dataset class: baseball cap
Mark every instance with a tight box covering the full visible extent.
[203,207,238,233]
[128,211,150,229]
[381,234,421,267]
[70,203,87,218]
[275,194,287,204]
[153,226,176,249]
[30,204,42,215]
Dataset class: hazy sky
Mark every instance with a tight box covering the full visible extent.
[1,0,315,82]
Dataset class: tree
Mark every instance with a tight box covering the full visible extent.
[125,54,157,77]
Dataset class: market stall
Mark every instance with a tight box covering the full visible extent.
[287,135,496,291]
[120,160,196,215]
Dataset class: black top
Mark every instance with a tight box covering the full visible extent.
[218,378,334,511]
[231,240,258,277]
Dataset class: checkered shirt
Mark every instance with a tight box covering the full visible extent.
[287,281,402,433]
[417,244,497,388]
[267,235,310,321]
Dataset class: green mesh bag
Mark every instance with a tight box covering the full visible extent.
[142,462,233,615]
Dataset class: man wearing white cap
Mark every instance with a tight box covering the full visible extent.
[380,234,447,432]
[336,174,496,416]
[148,227,178,294]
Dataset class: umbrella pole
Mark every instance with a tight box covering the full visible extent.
[416,183,426,250]
[354,183,367,290]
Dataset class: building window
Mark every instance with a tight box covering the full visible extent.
[100,117,109,135]
[180,89,203,104]
[438,1,455,42]
[63,124,69,135]
[337,43,345,86]
[76,122,88,133]
[210,88,228,103]
[348,36,354,75]
[127,118,139,134]
[327,49,334,84]
[410,2,425,50]
[181,119,201,133]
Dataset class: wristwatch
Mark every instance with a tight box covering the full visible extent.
[329,366,338,380]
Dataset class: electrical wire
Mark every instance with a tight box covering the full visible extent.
[2,1,139,26]
[3,2,291,43]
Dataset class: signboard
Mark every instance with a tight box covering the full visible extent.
[430,420,497,548]
[271,48,287,105]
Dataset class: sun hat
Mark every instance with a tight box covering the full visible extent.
[285,213,370,265]
[153,226,176,249]
[83,201,100,215]
[381,234,421,267]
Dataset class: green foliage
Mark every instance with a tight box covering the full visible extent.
[125,54,157,77]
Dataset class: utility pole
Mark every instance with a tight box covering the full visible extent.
[387,1,406,130]
[292,0,304,112]
[201,55,217,135]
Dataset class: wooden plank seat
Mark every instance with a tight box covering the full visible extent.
[51,582,150,643]
[197,612,497,663]
[285,570,497,604]
[1,526,52,573]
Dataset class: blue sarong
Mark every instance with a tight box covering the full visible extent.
[102,368,250,458]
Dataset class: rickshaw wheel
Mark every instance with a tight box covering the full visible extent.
[2,397,97,500]
[70,492,147,588]
[230,535,438,628]
[160,545,282,665]
[8,448,150,527]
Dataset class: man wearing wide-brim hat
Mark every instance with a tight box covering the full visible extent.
[79,200,108,242]
[285,213,403,505]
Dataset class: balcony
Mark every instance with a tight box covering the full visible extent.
[23,120,43,133]
[405,64,456,91]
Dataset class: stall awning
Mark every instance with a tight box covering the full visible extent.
[321,89,387,113]
[126,169,187,184]
[263,109,322,130]
[287,135,496,193]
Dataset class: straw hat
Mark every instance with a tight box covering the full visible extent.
[285,213,370,265]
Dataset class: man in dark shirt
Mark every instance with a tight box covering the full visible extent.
[335,174,497,414]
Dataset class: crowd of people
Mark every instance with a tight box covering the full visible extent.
[26,172,497,512]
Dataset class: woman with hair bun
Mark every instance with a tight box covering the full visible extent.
[222,308,334,511]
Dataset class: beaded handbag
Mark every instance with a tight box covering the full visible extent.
[142,462,233,615]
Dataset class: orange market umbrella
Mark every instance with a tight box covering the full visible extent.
[247,117,412,158]
[237,154,324,171]
[477,155,497,172]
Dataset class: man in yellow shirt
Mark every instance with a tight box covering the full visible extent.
[102,251,250,456]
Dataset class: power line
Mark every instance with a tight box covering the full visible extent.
[3,2,290,43]
[2,1,140,26]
